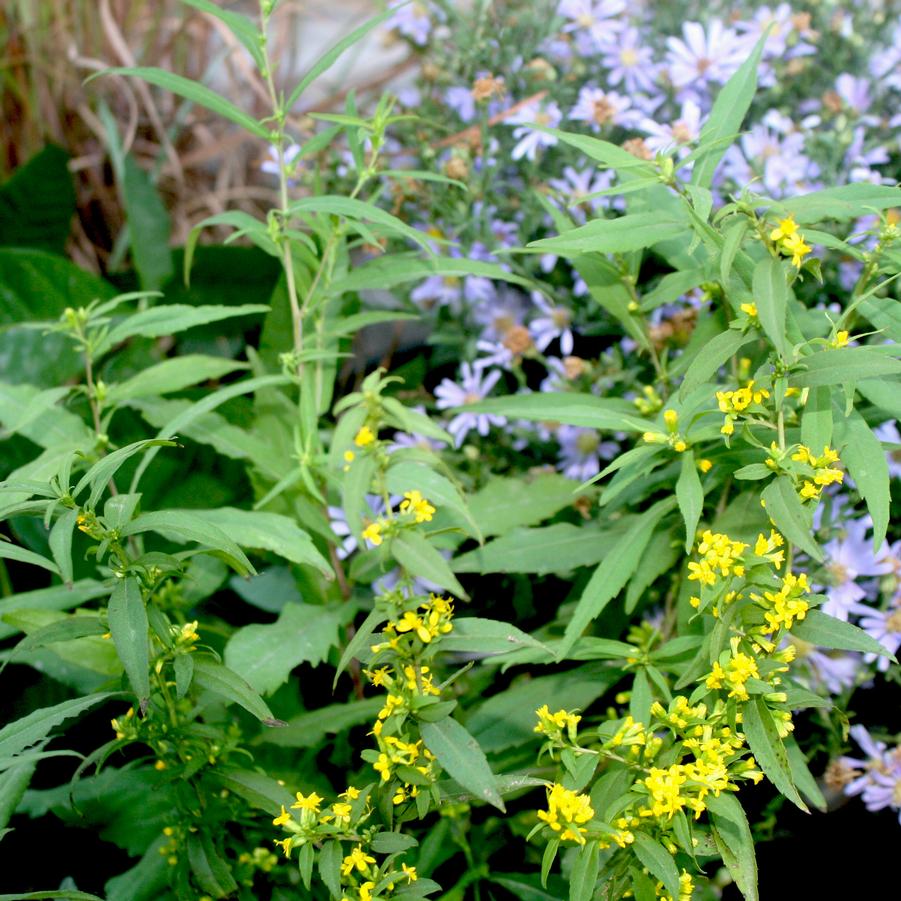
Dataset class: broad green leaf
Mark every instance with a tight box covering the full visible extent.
[211,767,295,816]
[191,655,276,722]
[0,692,113,759]
[464,393,652,432]
[318,840,343,900]
[679,328,758,400]
[386,462,480,541]
[108,577,150,704]
[48,508,77,586]
[0,580,108,641]
[0,759,37,835]
[0,616,105,677]
[752,257,791,360]
[720,220,748,284]
[568,841,600,901]
[181,0,265,68]
[370,831,418,853]
[105,355,250,404]
[676,450,703,552]
[420,716,504,811]
[790,347,901,388]
[381,397,452,446]
[0,894,105,901]
[792,609,895,659]
[858,295,901,343]
[856,378,901,419]
[530,126,656,175]
[800,386,833,454]
[0,382,93,449]
[95,67,269,138]
[777,183,901,224]
[691,32,767,188]
[122,155,173,291]
[760,477,823,562]
[707,792,758,901]
[97,302,268,355]
[741,698,806,811]
[255,697,382,748]
[838,412,890,548]
[187,831,238,898]
[224,602,343,695]
[785,737,827,811]
[74,438,177,510]
[121,509,255,576]
[183,507,332,575]
[439,618,552,657]
[393,530,468,599]
[104,839,170,901]
[468,474,579,537]
[527,212,686,256]
[632,833,680,900]
[559,498,675,658]
[0,541,59,575]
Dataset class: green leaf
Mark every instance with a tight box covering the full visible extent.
[94,67,268,138]
[800,385,833,454]
[777,183,901,224]
[439,618,552,658]
[559,499,675,658]
[256,698,383,748]
[468,474,580,537]
[332,607,385,689]
[187,831,238,898]
[224,602,343,695]
[0,693,113,759]
[785,737,827,811]
[97,302,268,355]
[790,347,901,389]
[0,581,108,641]
[182,507,332,575]
[752,257,791,360]
[386,462,480,541]
[121,509,256,576]
[0,893,105,901]
[632,833,680,900]
[122,155,173,291]
[463,392,652,432]
[392,530,468,599]
[792,609,895,659]
[760,477,823,562]
[371,831,418,853]
[838,412,890,548]
[286,7,399,110]
[527,212,687,256]
[48,508,77,586]
[529,126,656,176]
[679,328,758,400]
[691,32,767,188]
[105,355,250,405]
[0,145,75,254]
[319,840,343,900]
[420,716,504,811]
[108,577,150,704]
[0,616,105,677]
[181,0,264,68]
[707,792,758,901]
[0,540,59,575]
[191,655,276,722]
[324,309,420,338]
[675,450,703,552]
[211,767,294,816]
[741,698,806,811]
[568,841,600,901]
[74,438,177,510]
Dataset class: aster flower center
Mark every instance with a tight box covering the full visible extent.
[671,121,693,143]
[493,313,515,333]
[893,779,901,806]
[620,48,638,66]
[551,306,572,328]
[695,57,713,75]
[827,561,850,585]
[885,609,901,633]
[577,13,594,27]
[535,111,551,126]
[462,391,481,405]
[575,432,600,455]
[593,97,616,125]
[503,324,533,355]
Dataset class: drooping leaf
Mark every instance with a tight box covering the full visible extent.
[760,477,823,562]
[107,577,150,704]
[191,655,276,722]
[675,450,703,552]
[741,698,806,811]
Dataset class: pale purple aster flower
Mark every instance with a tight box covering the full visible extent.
[548,166,616,223]
[390,405,447,453]
[261,143,302,179]
[557,0,625,55]
[601,26,658,94]
[434,363,506,446]
[874,421,901,479]
[556,425,618,481]
[846,127,891,184]
[569,86,636,131]
[870,25,901,90]
[471,286,528,342]
[835,74,877,122]
[820,518,893,620]
[445,85,477,122]
[473,338,520,372]
[798,647,863,695]
[328,495,392,559]
[665,20,747,91]
[529,291,574,355]
[390,1,433,45]
[507,100,562,161]
[640,98,703,159]
[411,274,463,312]
[735,4,815,86]
[855,600,901,672]
[841,726,901,822]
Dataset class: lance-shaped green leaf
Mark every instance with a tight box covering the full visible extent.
[790,347,901,388]
[838,412,890,548]
[776,183,901,224]
[691,32,767,188]
[108,578,150,705]
[760,477,823,562]
[92,67,268,138]
[742,698,806,811]
[0,692,114,759]
[632,833,680,900]
[707,792,758,901]
[181,0,265,69]
[191,655,276,723]
[392,530,468,599]
[187,831,238,898]
[0,541,59,576]
[800,385,833,454]
[676,328,757,399]
[527,212,686,257]
[255,698,383,748]
[792,609,895,659]
[675,450,703,552]
[420,716,504,811]
[439,618,552,657]
[105,355,250,405]
[463,392,652,432]
[569,841,600,901]
[468,474,579,537]
[529,126,656,175]
[48,508,78,587]
[74,439,177,510]
[210,767,295,817]
[752,257,791,360]
[558,498,675,659]
[0,581,108,641]
[120,510,255,576]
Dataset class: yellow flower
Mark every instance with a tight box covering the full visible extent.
[354,425,376,447]
[343,449,356,463]
[769,215,799,242]
[399,490,435,523]
[272,805,292,827]
[537,783,594,844]
[402,863,418,882]
[291,791,323,812]
[362,521,383,546]
[740,302,758,317]
[341,845,376,877]
[831,330,849,348]
[340,785,361,801]
[360,882,375,901]
[698,458,713,473]
[783,232,812,266]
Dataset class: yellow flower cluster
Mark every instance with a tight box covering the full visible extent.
[642,408,688,453]
[751,570,811,633]
[399,489,436,523]
[687,531,748,587]
[753,529,785,568]
[534,704,581,740]
[354,425,376,447]
[791,445,843,500]
[373,736,437,803]
[272,790,358,858]
[705,650,760,701]
[770,215,812,267]
[371,594,454,654]
[536,783,595,844]
[716,380,770,436]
